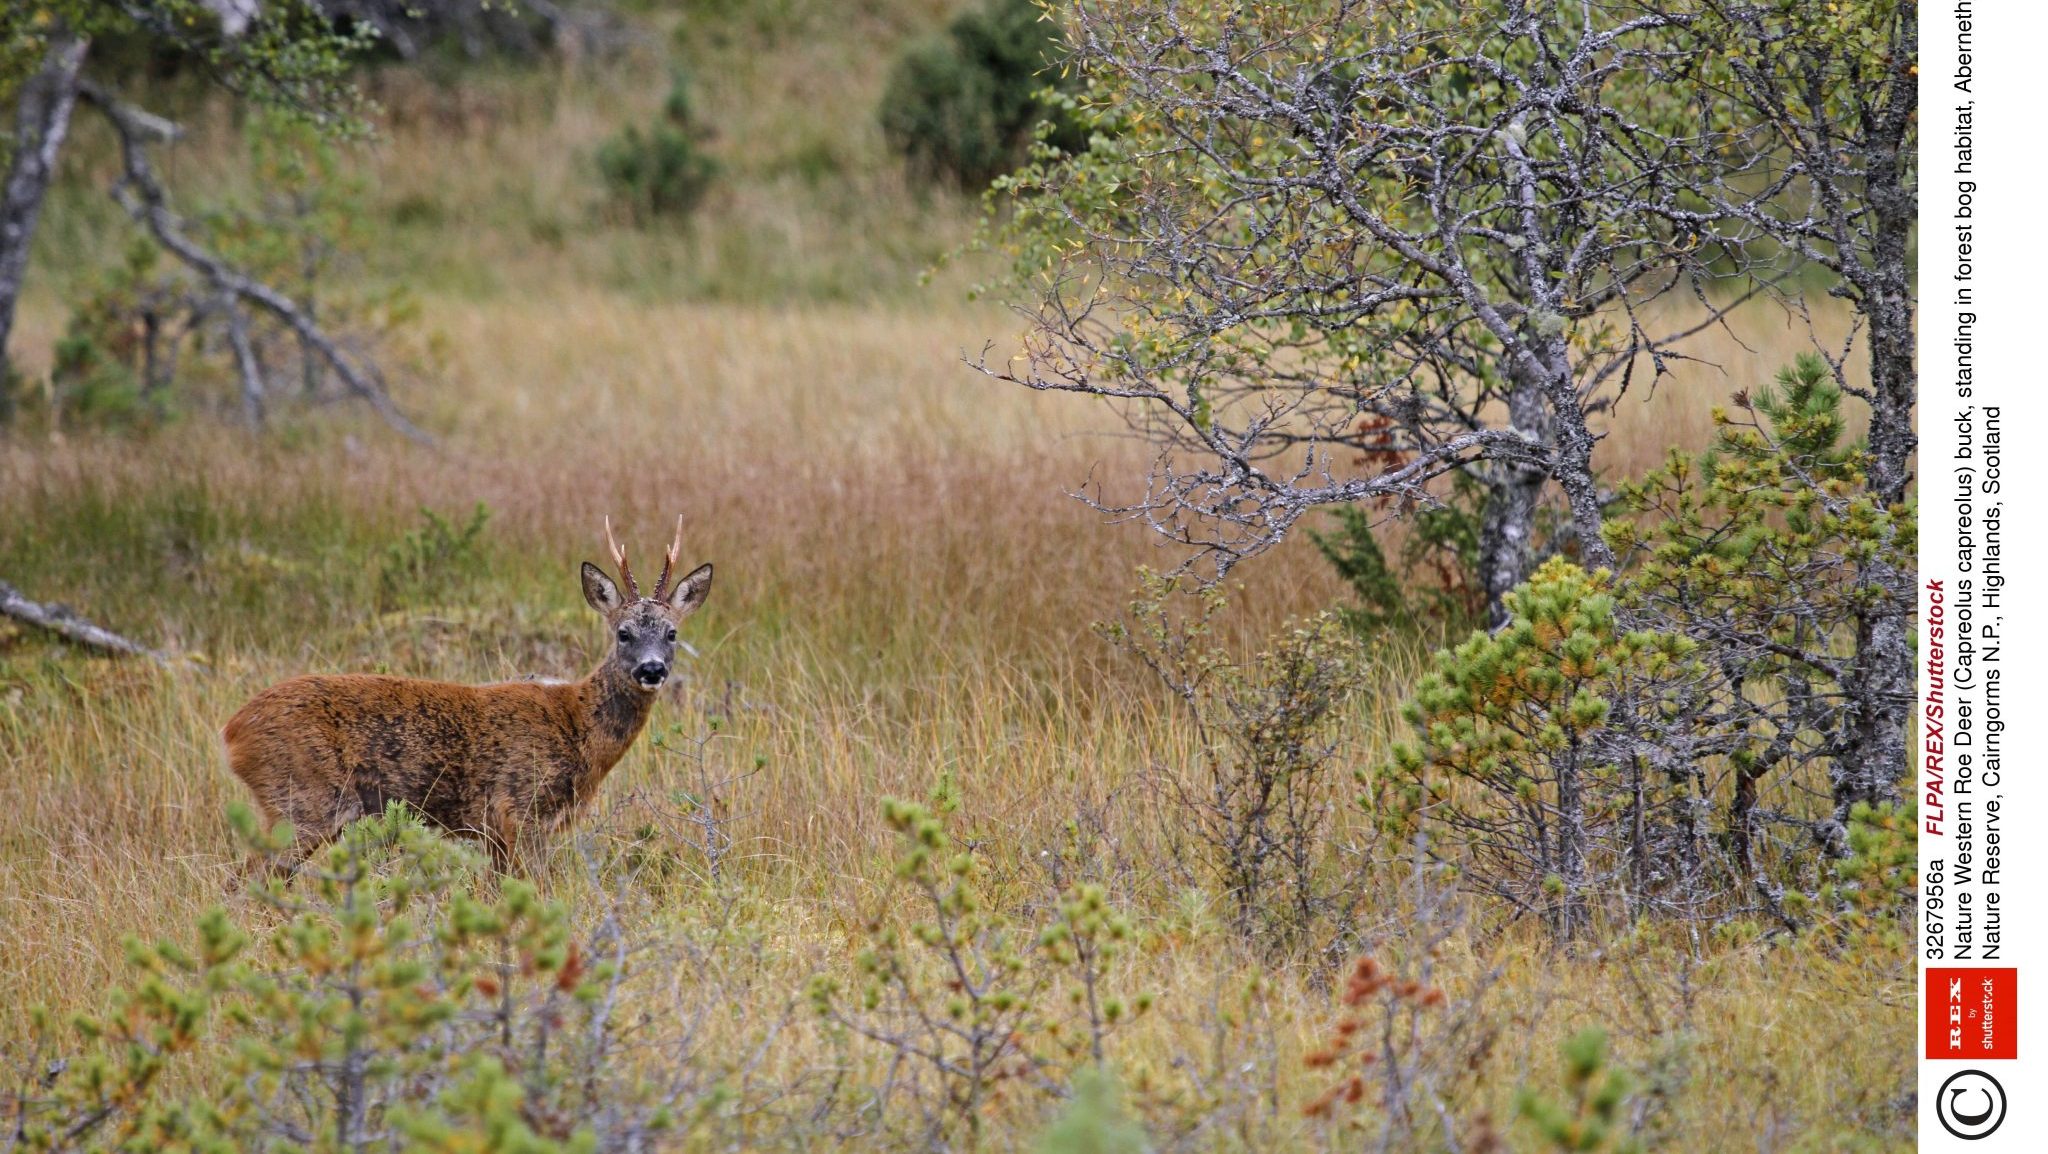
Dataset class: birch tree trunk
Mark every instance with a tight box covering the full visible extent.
[0,32,89,382]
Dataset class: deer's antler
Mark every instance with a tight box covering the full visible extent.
[603,515,639,599]
[653,515,685,600]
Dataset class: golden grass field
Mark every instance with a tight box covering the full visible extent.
[0,7,1907,1149]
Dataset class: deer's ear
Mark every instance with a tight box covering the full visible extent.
[666,562,712,616]
[581,562,624,614]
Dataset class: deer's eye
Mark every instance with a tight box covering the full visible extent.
[666,628,677,642]
[616,628,632,643]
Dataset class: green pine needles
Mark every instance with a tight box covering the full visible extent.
[1376,356,1914,944]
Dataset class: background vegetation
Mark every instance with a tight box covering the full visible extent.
[1,2,1910,1150]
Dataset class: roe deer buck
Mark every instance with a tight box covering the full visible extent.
[224,517,711,874]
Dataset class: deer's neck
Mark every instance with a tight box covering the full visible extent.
[577,661,658,775]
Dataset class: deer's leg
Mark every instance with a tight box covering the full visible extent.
[485,795,524,875]
[233,786,362,889]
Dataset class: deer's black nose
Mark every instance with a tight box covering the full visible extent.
[633,661,668,688]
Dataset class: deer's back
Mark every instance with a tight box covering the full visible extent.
[224,674,586,830]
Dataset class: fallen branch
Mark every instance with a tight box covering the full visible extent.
[0,579,179,664]
[75,79,433,445]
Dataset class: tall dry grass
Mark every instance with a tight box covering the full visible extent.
[0,284,1908,1149]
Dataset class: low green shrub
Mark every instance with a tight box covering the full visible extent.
[1311,471,1489,636]
[40,240,178,431]
[878,0,1081,188]
[377,502,493,610]
[1516,1029,1641,1153]
[1105,571,1373,959]
[597,71,717,224]
[4,804,676,1152]
[808,796,1150,1146]
[1033,1067,1149,1154]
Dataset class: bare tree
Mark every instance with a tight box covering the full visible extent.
[990,0,1770,621]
